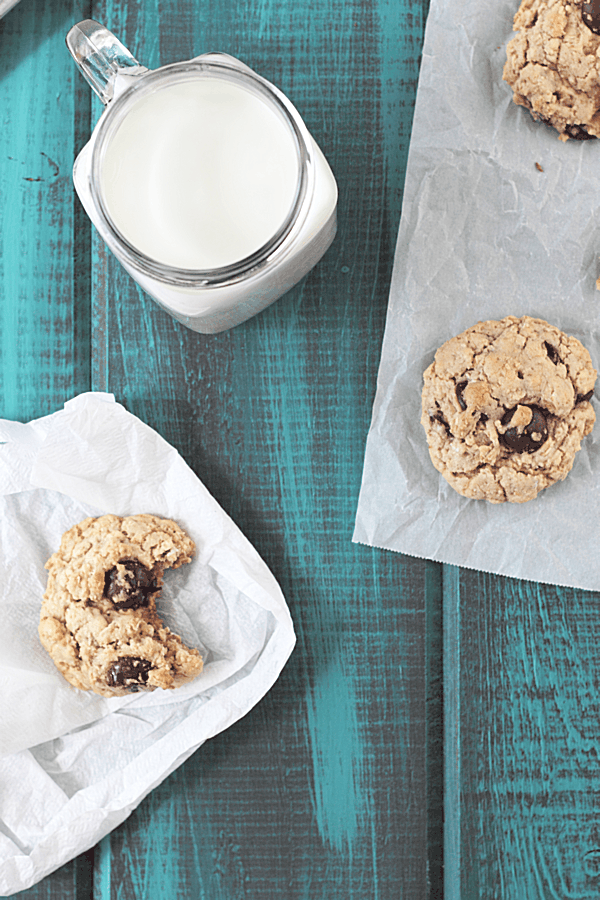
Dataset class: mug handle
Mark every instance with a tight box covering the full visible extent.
[66,20,147,104]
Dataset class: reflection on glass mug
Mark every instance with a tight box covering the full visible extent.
[66,20,338,333]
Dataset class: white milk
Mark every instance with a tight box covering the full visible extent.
[99,78,300,270]
[71,41,338,332]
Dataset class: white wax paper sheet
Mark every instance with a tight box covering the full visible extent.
[0,392,295,895]
[0,1,22,19]
[354,0,600,591]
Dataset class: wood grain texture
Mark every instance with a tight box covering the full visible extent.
[5,0,600,897]
[0,0,437,896]
[86,0,433,897]
[0,0,91,424]
[445,566,600,900]
[0,3,94,897]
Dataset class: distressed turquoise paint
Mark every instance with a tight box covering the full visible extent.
[92,835,111,900]
[31,0,430,895]
[425,559,444,896]
[378,0,427,212]
[118,815,186,900]
[304,649,365,854]
[446,567,600,899]
[443,565,462,900]
[0,0,89,421]
[247,306,368,858]
[6,0,600,895]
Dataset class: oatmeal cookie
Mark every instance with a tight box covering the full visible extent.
[420,315,596,503]
[503,0,600,140]
[39,514,203,697]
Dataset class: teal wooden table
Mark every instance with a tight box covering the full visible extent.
[2,1,598,899]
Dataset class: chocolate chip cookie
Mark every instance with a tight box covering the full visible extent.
[421,316,596,503]
[503,0,600,140]
[39,514,203,697]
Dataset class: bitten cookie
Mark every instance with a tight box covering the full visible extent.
[503,0,600,140]
[39,514,203,697]
[420,316,596,503]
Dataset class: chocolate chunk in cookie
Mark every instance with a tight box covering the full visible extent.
[106,657,153,691]
[39,513,203,697]
[500,405,549,453]
[421,316,596,503]
[104,559,160,610]
[503,0,600,141]
[582,0,600,35]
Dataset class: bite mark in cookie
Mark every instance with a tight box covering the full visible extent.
[420,315,596,503]
[39,513,203,697]
[503,0,600,140]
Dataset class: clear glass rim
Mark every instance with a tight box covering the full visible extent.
[90,59,314,287]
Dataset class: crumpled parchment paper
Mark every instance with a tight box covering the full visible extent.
[353,0,600,591]
[0,1,22,20]
[0,392,295,895]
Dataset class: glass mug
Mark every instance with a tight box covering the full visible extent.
[66,20,338,333]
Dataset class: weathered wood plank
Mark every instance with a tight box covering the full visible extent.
[87,0,434,896]
[445,565,600,899]
[0,852,94,900]
[96,554,435,899]
[0,0,91,424]
[0,2,94,898]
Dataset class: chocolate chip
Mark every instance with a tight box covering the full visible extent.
[104,559,159,610]
[583,0,600,35]
[544,342,560,365]
[456,381,468,410]
[564,123,595,141]
[536,113,595,140]
[578,389,594,404]
[431,406,452,437]
[501,405,548,453]
[106,657,152,690]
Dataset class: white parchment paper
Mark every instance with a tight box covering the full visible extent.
[0,392,295,895]
[0,0,22,19]
[354,0,600,591]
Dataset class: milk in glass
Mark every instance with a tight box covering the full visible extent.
[99,78,300,271]
[67,21,338,333]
